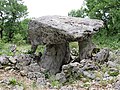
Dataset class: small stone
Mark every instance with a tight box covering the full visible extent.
[0,56,9,65]
[0,79,10,84]
[0,63,3,69]
[12,85,24,90]
[95,77,101,81]
[69,62,80,67]
[83,71,95,79]
[27,63,41,72]
[115,50,120,56]
[114,80,120,90]
[55,72,66,83]
[5,66,12,71]
[36,78,46,86]
[9,56,17,64]
[104,72,110,78]
[94,48,109,63]
[71,48,79,56]
[107,61,117,68]
[20,70,27,76]
[27,72,45,80]
[60,85,74,90]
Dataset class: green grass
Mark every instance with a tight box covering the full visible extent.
[9,77,22,86]
[0,40,45,56]
[92,33,120,50]
[0,32,119,56]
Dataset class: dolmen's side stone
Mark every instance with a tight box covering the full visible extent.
[28,15,103,74]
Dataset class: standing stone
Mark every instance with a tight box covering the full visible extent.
[39,43,70,74]
[78,36,96,60]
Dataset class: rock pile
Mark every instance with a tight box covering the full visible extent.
[0,49,120,89]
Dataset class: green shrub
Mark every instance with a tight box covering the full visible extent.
[13,33,26,45]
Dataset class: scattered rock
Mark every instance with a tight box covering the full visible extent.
[0,55,9,65]
[27,63,41,72]
[36,78,46,86]
[94,48,109,63]
[55,72,66,83]
[82,60,99,70]
[15,54,32,66]
[9,56,17,64]
[114,80,120,90]
[12,85,24,90]
[4,66,12,71]
[71,48,79,56]
[107,61,117,68]
[115,50,120,56]
[20,70,27,76]
[0,63,3,69]
[27,72,45,80]
[0,79,10,85]
[83,71,95,79]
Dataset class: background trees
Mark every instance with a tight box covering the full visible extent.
[69,0,120,49]
[69,0,120,36]
[0,0,28,42]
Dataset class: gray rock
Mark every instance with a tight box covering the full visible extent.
[0,79,10,84]
[27,63,41,72]
[94,48,109,63]
[0,56,9,65]
[15,54,33,70]
[71,48,79,56]
[27,72,45,80]
[0,63,3,69]
[12,85,24,90]
[82,61,99,71]
[115,50,120,56]
[107,61,117,68]
[60,85,77,90]
[104,72,110,78]
[28,15,103,45]
[4,66,12,71]
[20,70,27,76]
[15,54,32,66]
[114,81,120,90]
[83,71,95,79]
[55,72,66,83]
[36,78,46,86]
[9,56,17,64]
[69,62,81,67]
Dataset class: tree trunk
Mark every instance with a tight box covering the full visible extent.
[8,31,14,42]
[39,43,70,74]
[0,29,3,39]
[78,36,95,60]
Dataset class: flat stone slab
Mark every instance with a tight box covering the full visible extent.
[28,15,103,45]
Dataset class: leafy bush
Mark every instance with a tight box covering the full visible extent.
[13,33,26,45]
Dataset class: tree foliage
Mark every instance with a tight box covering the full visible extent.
[68,0,120,36]
[0,0,28,42]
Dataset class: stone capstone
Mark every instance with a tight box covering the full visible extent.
[28,15,103,45]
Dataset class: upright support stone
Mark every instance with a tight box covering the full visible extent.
[39,43,70,74]
[78,36,95,60]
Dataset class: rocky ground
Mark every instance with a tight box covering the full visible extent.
[0,49,120,90]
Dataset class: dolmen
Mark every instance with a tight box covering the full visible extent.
[28,15,103,74]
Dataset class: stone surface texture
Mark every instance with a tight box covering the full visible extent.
[28,15,103,45]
